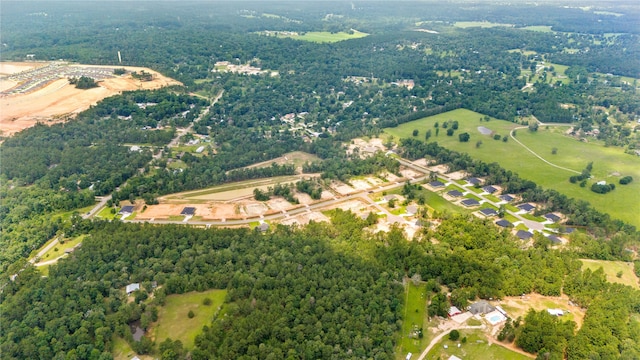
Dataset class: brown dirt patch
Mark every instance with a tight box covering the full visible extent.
[428,164,450,174]
[412,158,429,166]
[331,181,356,195]
[400,169,420,179]
[447,170,468,180]
[267,198,293,211]
[496,293,586,329]
[0,63,181,136]
[0,62,48,76]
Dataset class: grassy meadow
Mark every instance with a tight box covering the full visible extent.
[397,282,430,358]
[453,21,514,28]
[278,30,368,43]
[151,289,227,349]
[424,329,532,360]
[384,109,640,227]
[581,259,639,289]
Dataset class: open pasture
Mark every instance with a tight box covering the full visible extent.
[581,259,639,289]
[397,282,430,358]
[284,30,368,43]
[454,21,514,28]
[384,109,640,227]
[425,329,532,360]
[150,289,227,349]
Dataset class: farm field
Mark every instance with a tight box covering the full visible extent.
[0,62,181,136]
[384,109,640,227]
[280,30,369,43]
[150,289,227,349]
[581,259,639,289]
[242,151,321,170]
[424,329,532,360]
[397,282,430,358]
[520,25,554,32]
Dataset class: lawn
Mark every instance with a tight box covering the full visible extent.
[419,187,471,216]
[520,25,554,32]
[96,206,118,220]
[425,329,531,360]
[580,259,639,289]
[454,21,514,28]
[151,289,227,349]
[164,175,303,202]
[397,282,430,358]
[38,235,87,262]
[384,109,640,228]
[284,30,368,43]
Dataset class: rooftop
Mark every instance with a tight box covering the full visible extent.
[429,180,445,188]
[544,213,561,222]
[479,208,497,216]
[180,207,196,216]
[517,203,535,212]
[119,205,135,214]
[499,194,514,202]
[516,230,533,240]
[447,190,464,197]
[482,185,497,194]
[461,198,480,207]
[496,219,513,228]
[466,177,482,185]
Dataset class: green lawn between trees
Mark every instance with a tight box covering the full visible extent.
[580,259,639,289]
[150,289,227,350]
[384,109,640,227]
[396,282,430,358]
[283,30,369,43]
[425,329,531,360]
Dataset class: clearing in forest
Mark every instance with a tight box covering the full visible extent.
[496,293,586,329]
[580,259,639,289]
[149,289,227,349]
[397,281,430,358]
[0,62,181,136]
[271,30,369,43]
[425,328,533,360]
[384,109,640,228]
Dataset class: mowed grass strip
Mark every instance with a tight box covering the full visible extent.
[581,259,639,289]
[151,289,227,349]
[425,329,532,360]
[398,282,429,357]
[384,109,640,227]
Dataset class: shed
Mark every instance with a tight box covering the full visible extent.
[547,309,564,316]
[469,300,495,315]
[448,306,462,317]
[449,356,462,360]
[461,198,480,207]
[479,208,497,217]
[447,190,463,197]
[125,283,140,294]
[180,207,196,216]
[383,194,397,202]
[195,146,205,153]
[119,205,135,215]
[516,230,533,240]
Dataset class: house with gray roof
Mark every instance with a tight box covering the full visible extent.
[469,300,495,315]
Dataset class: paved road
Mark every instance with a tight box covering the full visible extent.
[29,236,60,264]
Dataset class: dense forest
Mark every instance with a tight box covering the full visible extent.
[1,1,640,359]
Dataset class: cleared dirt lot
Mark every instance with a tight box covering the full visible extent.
[0,62,181,136]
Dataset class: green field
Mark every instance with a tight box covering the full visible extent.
[425,329,531,360]
[384,109,640,227]
[520,25,554,32]
[38,235,87,262]
[397,282,430,358]
[151,289,227,349]
[454,21,514,28]
[581,259,639,289]
[283,30,368,43]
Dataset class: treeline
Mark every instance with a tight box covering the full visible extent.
[303,152,400,182]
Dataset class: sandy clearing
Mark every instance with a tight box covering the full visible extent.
[0,63,181,136]
[351,179,373,191]
[365,176,384,186]
[243,202,269,217]
[0,79,18,92]
[0,62,48,75]
[267,198,293,211]
[281,211,329,226]
[381,171,400,182]
[428,164,450,174]
[400,169,420,179]
[295,193,314,205]
[447,170,468,180]
[204,203,238,219]
[497,293,585,329]
[412,158,429,166]
[332,182,356,195]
